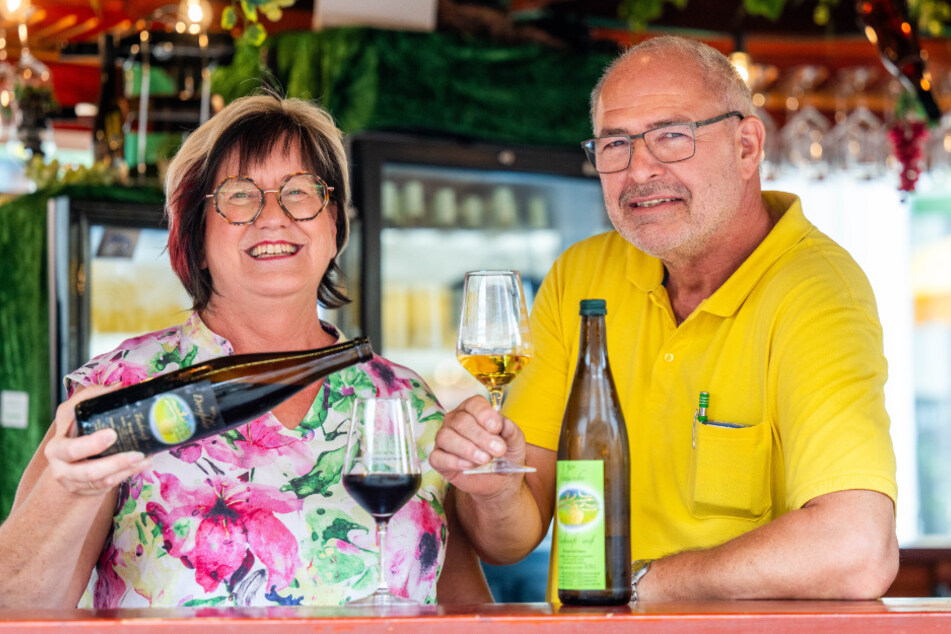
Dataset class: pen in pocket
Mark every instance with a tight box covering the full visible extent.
[692,390,751,448]
[692,391,709,449]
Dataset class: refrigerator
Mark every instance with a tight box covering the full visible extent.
[340,132,608,602]
[340,131,609,412]
[47,195,192,409]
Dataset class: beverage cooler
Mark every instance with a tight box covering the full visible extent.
[338,132,609,411]
[47,195,192,409]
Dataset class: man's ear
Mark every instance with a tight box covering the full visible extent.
[736,115,767,180]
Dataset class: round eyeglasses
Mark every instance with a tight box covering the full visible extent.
[205,172,334,225]
[582,111,744,174]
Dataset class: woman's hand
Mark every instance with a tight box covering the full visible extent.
[43,385,152,496]
[430,395,530,498]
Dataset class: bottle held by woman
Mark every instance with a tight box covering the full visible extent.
[76,338,373,456]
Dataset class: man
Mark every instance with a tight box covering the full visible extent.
[430,35,899,601]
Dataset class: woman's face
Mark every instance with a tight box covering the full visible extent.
[201,141,338,312]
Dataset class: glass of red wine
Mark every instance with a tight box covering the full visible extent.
[343,397,422,605]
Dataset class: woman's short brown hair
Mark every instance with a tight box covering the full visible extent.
[164,93,351,312]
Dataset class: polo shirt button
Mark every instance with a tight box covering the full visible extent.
[664,353,674,362]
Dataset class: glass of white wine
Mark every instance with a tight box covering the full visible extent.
[456,270,536,475]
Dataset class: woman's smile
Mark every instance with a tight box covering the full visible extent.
[247,241,302,259]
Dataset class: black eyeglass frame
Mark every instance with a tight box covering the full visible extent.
[204,171,334,225]
[581,111,745,173]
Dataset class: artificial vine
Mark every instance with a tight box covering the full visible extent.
[221,0,296,47]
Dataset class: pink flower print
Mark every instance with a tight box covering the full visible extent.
[90,359,151,388]
[146,473,304,593]
[169,442,203,464]
[202,417,312,473]
[384,498,444,601]
[93,543,127,608]
[366,358,413,397]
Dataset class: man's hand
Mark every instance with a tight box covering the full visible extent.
[430,395,530,497]
[430,395,553,565]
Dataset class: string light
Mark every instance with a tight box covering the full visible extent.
[178,0,212,34]
[0,0,31,23]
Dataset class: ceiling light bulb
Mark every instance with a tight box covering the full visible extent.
[0,0,30,22]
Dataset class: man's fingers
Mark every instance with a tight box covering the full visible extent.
[434,424,491,467]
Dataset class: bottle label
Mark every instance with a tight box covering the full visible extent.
[82,381,225,454]
[556,460,606,590]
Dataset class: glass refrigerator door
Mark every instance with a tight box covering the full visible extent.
[376,162,608,410]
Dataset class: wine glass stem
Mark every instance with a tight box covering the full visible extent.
[375,519,390,595]
[488,388,504,411]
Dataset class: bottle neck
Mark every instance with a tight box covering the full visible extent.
[579,314,608,369]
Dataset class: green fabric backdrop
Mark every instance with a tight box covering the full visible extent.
[0,185,163,519]
[0,28,614,520]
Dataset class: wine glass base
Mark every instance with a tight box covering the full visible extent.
[349,589,420,607]
[462,457,536,475]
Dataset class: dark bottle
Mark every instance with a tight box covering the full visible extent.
[556,299,631,606]
[76,338,374,457]
[857,0,941,123]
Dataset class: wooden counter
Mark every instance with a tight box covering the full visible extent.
[2,599,951,633]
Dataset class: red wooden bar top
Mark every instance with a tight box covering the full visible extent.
[2,599,951,633]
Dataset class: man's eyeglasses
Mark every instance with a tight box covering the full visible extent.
[205,172,334,225]
[581,111,744,174]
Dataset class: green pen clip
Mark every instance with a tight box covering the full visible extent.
[692,391,709,449]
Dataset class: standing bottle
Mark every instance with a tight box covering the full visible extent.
[556,299,631,605]
[76,338,374,456]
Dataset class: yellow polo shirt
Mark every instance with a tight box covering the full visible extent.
[505,192,897,572]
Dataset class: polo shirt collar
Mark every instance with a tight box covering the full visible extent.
[623,191,813,316]
[701,191,812,317]
[626,239,667,292]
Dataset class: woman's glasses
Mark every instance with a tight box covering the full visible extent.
[205,172,334,225]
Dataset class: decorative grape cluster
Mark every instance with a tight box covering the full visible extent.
[887,120,929,192]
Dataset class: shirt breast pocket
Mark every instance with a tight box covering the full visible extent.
[689,419,772,520]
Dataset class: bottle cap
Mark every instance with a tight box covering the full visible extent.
[579,299,607,315]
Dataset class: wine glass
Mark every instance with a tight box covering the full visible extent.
[456,270,536,475]
[343,397,422,605]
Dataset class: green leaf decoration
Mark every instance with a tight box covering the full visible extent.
[744,0,787,20]
[211,38,266,102]
[244,23,268,47]
[240,0,259,22]
[618,0,667,29]
[221,5,237,29]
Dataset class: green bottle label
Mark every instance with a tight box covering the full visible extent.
[556,460,606,590]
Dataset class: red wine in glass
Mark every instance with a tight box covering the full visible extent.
[342,473,421,519]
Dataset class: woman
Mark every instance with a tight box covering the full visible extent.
[0,94,489,608]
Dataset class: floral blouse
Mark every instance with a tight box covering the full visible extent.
[66,312,448,607]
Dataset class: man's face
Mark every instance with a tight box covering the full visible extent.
[593,53,746,264]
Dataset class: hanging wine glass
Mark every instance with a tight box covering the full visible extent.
[841,67,886,179]
[747,62,781,181]
[778,65,830,180]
